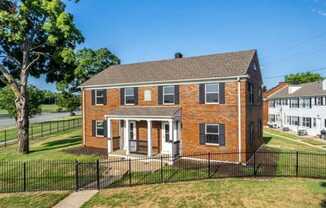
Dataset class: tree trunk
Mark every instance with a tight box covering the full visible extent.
[16,70,29,154]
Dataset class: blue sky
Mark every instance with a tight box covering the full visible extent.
[31,0,326,91]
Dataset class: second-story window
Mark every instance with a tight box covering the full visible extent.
[95,90,105,105]
[125,88,135,105]
[248,83,254,104]
[205,83,219,103]
[163,85,175,104]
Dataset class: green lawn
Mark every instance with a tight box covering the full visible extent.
[40,104,68,113]
[0,117,81,143]
[82,178,326,208]
[0,191,69,208]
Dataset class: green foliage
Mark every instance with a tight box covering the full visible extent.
[0,85,44,118]
[57,48,120,92]
[57,92,80,113]
[285,72,323,85]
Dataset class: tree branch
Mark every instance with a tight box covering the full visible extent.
[0,64,20,97]
[23,52,41,72]
[0,49,21,66]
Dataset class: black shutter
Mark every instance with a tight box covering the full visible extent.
[219,124,225,146]
[120,88,125,105]
[199,123,206,145]
[199,84,205,104]
[103,120,108,137]
[158,86,163,105]
[134,87,138,105]
[91,90,95,105]
[92,120,96,137]
[103,89,107,105]
[175,85,180,104]
[219,83,225,104]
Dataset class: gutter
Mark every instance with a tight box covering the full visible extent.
[79,75,249,89]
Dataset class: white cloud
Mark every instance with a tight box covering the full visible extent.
[312,8,326,16]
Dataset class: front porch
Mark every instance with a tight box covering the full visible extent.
[105,106,181,158]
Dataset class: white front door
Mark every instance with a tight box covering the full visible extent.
[129,121,137,152]
[161,122,172,154]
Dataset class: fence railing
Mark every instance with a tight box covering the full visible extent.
[0,117,82,147]
[1,151,326,192]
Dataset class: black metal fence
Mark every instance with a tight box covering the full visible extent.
[1,151,326,193]
[0,118,82,147]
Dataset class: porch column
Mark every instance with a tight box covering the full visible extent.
[169,119,173,143]
[147,120,152,158]
[107,118,113,153]
[124,119,130,155]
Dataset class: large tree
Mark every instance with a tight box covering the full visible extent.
[0,0,83,153]
[285,72,323,85]
[57,48,120,93]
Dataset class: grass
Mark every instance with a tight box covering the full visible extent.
[40,104,67,113]
[82,178,326,208]
[0,129,100,192]
[0,117,82,143]
[0,191,69,208]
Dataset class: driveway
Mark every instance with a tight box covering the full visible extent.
[0,111,81,129]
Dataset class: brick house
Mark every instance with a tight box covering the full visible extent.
[80,50,264,163]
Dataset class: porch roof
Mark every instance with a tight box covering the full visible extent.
[106,106,181,119]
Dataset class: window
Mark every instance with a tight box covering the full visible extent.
[205,124,219,144]
[144,90,151,101]
[248,83,254,104]
[291,116,299,126]
[205,83,219,103]
[164,123,171,142]
[290,98,299,108]
[302,117,312,128]
[315,97,323,106]
[313,118,317,127]
[163,86,175,104]
[249,122,254,145]
[125,88,135,104]
[95,90,105,105]
[96,121,105,137]
[301,98,311,108]
[269,100,276,108]
[269,114,276,123]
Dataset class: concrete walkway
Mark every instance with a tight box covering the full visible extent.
[53,190,98,208]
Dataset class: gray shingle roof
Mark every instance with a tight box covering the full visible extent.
[81,50,256,87]
[107,106,180,118]
[269,81,326,99]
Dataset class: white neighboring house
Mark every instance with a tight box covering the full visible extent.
[268,80,326,136]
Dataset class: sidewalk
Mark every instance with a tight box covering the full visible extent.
[53,190,98,208]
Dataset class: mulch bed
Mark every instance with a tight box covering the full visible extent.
[63,146,108,159]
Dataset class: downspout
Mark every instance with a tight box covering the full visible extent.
[237,77,242,163]
[82,89,86,146]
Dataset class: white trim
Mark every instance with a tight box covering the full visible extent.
[82,90,86,145]
[105,114,177,120]
[80,75,249,89]
[204,83,220,104]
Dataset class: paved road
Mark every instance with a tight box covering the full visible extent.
[0,111,81,129]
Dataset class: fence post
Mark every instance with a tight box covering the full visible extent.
[31,125,33,139]
[96,160,100,190]
[75,160,79,191]
[253,151,256,176]
[128,159,132,186]
[23,162,27,192]
[296,151,299,177]
[160,156,163,183]
[208,152,211,178]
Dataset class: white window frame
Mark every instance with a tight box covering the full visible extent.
[163,85,175,105]
[205,83,219,104]
[95,120,105,137]
[144,90,151,101]
[205,124,219,145]
[124,88,135,105]
[95,89,105,105]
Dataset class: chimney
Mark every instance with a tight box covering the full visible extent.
[174,52,183,59]
[323,79,326,91]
